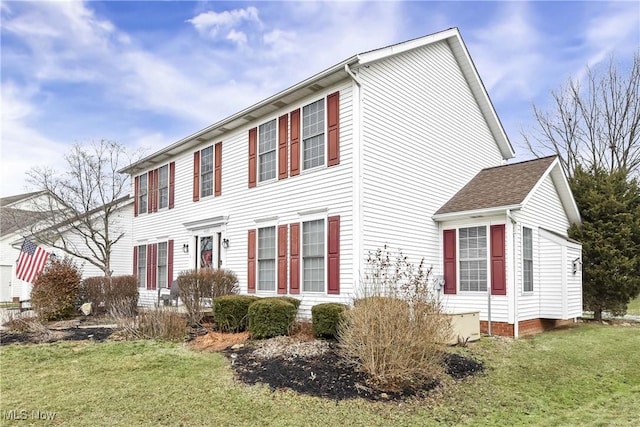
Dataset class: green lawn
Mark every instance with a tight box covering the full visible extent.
[627,296,640,315]
[1,323,639,426]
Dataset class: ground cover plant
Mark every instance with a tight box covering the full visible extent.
[2,322,638,425]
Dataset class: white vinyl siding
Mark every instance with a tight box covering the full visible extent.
[303,219,325,292]
[523,227,533,292]
[158,165,169,209]
[200,146,214,198]
[302,99,325,170]
[258,120,277,182]
[157,242,168,288]
[459,226,487,292]
[138,174,148,214]
[258,226,276,291]
[137,245,147,288]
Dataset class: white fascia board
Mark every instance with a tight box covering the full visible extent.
[432,205,521,222]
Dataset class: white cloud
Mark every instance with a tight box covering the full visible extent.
[187,6,261,39]
[226,29,248,47]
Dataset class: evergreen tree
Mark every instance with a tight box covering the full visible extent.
[568,167,640,320]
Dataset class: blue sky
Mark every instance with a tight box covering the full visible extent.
[1,1,638,196]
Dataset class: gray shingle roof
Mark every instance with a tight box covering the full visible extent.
[0,191,46,208]
[435,156,557,215]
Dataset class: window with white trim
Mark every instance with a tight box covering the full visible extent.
[137,245,147,288]
[157,242,168,289]
[258,119,277,182]
[303,219,325,292]
[523,227,533,292]
[138,174,148,214]
[258,226,276,291]
[200,146,214,198]
[158,165,169,209]
[302,99,325,170]
[459,226,487,292]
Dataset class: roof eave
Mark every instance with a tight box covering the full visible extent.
[432,205,522,222]
[120,55,359,175]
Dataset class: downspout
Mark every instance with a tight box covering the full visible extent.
[344,63,363,295]
[507,209,519,338]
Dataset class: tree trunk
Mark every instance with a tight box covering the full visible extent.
[593,309,603,322]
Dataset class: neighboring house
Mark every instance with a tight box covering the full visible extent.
[0,192,134,301]
[120,27,582,336]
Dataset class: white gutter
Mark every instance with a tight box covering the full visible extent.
[432,205,521,222]
[507,209,519,338]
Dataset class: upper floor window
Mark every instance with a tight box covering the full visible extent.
[138,174,148,214]
[302,99,325,170]
[258,120,277,182]
[258,226,276,291]
[201,146,214,198]
[459,226,487,292]
[158,165,169,209]
[523,227,533,292]
[303,219,325,292]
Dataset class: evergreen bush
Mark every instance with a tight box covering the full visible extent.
[214,295,260,332]
[248,298,297,339]
[312,303,347,338]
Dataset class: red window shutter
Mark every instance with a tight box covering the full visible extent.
[214,142,222,196]
[146,244,153,290]
[327,91,340,167]
[277,225,288,294]
[278,115,288,180]
[247,229,256,293]
[147,171,153,213]
[290,109,300,176]
[193,151,200,202]
[491,224,506,295]
[168,162,175,209]
[153,169,159,212]
[289,223,300,294]
[248,128,257,188]
[443,229,457,294]
[327,215,340,294]
[134,176,139,217]
[167,240,174,289]
[133,246,138,276]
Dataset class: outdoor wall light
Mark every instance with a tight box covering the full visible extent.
[572,258,582,275]
[222,238,230,249]
[182,243,189,254]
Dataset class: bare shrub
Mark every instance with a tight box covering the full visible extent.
[338,247,451,392]
[31,257,82,321]
[79,276,104,314]
[110,301,187,341]
[3,311,49,335]
[177,268,238,325]
[79,275,138,315]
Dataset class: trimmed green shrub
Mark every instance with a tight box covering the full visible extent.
[312,303,347,338]
[263,296,301,310]
[214,295,260,332]
[31,257,82,321]
[248,298,297,339]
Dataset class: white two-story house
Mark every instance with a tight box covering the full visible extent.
[121,28,582,337]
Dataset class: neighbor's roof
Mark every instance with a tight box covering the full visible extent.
[0,207,54,237]
[0,190,47,208]
[434,156,581,225]
[120,27,515,175]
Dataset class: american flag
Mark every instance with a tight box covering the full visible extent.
[16,239,50,284]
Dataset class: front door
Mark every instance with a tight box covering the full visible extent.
[197,233,223,269]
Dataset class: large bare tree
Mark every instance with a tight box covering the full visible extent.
[17,140,139,276]
[524,53,640,178]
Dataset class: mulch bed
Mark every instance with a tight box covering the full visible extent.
[227,341,484,401]
[0,327,115,345]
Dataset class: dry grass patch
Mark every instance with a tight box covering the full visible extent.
[192,331,250,351]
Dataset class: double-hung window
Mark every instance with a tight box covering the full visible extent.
[157,242,168,289]
[459,226,487,292]
[258,120,277,182]
[302,99,325,170]
[138,174,148,214]
[258,226,276,291]
[137,245,147,288]
[523,227,533,292]
[158,165,169,209]
[303,219,325,292]
[200,146,214,198]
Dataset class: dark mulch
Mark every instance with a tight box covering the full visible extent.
[227,343,483,401]
[0,327,115,345]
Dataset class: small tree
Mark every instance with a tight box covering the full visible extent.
[569,167,640,320]
[12,140,141,276]
[31,257,82,321]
